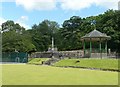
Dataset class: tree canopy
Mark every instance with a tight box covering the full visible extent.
[2,20,36,53]
[1,10,120,53]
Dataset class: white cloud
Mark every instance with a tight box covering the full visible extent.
[0,17,6,30]
[60,0,120,10]
[15,0,57,11]
[15,21,30,29]
[0,17,30,30]
[17,16,28,23]
[16,16,30,29]
[1,0,120,11]
[0,17,6,26]
[60,0,93,10]
[20,16,28,21]
[94,0,120,10]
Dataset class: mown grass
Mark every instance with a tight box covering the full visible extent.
[2,64,118,85]
[54,58,119,70]
[0,64,2,86]
[28,58,50,65]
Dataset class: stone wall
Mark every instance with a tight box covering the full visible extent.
[91,53,107,58]
[29,50,84,58]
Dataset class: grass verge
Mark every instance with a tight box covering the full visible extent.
[28,58,50,65]
[54,58,119,71]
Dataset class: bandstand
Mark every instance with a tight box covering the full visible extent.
[81,29,111,58]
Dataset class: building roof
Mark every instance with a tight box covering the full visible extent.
[81,29,111,41]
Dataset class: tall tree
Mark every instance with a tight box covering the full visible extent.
[96,10,120,52]
[2,20,36,52]
[31,20,60,51]
[60,16,83,50]
[2,20,25,34]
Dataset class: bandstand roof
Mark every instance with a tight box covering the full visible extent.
[81,29,111,41]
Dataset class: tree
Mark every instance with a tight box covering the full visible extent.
[60,16,83,50]
[2,20,25,34]
[96,10,120,52]
[2,20,36,52]
[2,9,120,52]
[30,20,60,51]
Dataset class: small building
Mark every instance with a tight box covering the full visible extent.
[81,29,111,58]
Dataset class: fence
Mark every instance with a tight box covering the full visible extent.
[1,52,28,63]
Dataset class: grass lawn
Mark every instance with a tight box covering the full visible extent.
[0,64,2,86]
[54,58,119,70]
[28,58,50,65]
[2,64,118,85]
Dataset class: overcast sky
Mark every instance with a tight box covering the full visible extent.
[0,0,120,29]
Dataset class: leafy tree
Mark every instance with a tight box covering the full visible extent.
[2,20,25,34]
[2,10,120,53]
[96,10,120,52]
[60,16,83,50]
[30,20,60,51]
[2,21,36,52]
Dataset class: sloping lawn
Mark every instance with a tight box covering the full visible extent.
[54,58,119,70]
[2,64,118,85]
[28,58,50,65]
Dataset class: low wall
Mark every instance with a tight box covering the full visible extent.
[91,53,107,58]
[29,50,84,58]
[29,51,112,58]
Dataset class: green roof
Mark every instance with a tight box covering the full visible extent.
[81,29,111,41]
